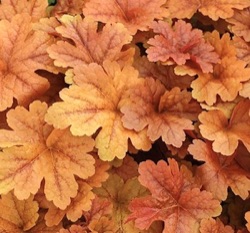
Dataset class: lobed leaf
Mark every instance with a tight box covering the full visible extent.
[128,159,222,233]
[199,99,250,155]
[188,140,250,200]
[0,101,95,209]
[147,20,219,74]
[83,0,168,35]
[47,15,133,69]
[45,61,151,161]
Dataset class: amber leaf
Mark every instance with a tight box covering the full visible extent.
[0,101,95,209]
[199,99,250,155]
[188,140,250,200]
[83,0,168,35]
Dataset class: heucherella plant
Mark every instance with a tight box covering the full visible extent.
[0,0,250,232]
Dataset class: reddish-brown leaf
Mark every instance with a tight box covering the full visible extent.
[83,0,168,35]
[199,99,250,155]
[147,20,219,74]
[127,159,222,233]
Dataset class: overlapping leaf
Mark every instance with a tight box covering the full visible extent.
[188,140,250,200]
[165,0,250,20]
[47,15,133,70]
[45,157,109,226]
[233,36,250,65]
[83,0,168,35]
[127,159,222,233]
[0,192,39,231]
[199,218,234,233]
[45,61,151,160]
[0,101,95,209]
[227,8,250,42]
[146,20,219,74]
[94,173,163,232]
[0,0,47,21]
[199,99,250,155]
[191,31,250,105]
[0,13,57,111]
[121,77,201,147]
[133,55,194,90]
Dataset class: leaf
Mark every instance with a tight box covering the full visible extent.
[133,55,194,90]
[121,77,200,147]
[191,31,250,105]
[0,101,95,209]
[0,13,56,111]
[94,174,162,233]
[83,0,168,35]
[233,36,250,65]
[199,99,250,155]
[88,216,118,233]
[227,8,250,42]
[0,192,38,231]
[146,20,219,73]
[166,0,250,20]
[245,211,250,231]
[45,61,151,161]
[59,225,87,233]
[45,157,110,226]
[47,15,133,69]
[45,181,95,226]
[127,159,222,233]
[188,140,250,200]
[110,156,139,181]
[0,217,22,233]
[0,0,47,21]
[199,218,234,233]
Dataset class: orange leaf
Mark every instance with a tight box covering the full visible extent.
[166,0,250,20]
[45,157,109,226]
[47,15,133,69]
[245,211,250,231]
[0,101,95,209]
[45,181,95,226]
[0,14,56,111]
[0,192,39,231]
[121,78,200,147]
[191,31,250,105]
[146,20,219,73]
[188,140,250,200]
[59,225,87,233]
[83,0,168,35]
[233,36,250,65]
[227,8,250,42]
[127,159,222,232]
[0,0,47,21]
[199,99,250,155]
[199,218,234,233]
[45,61,151,161]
